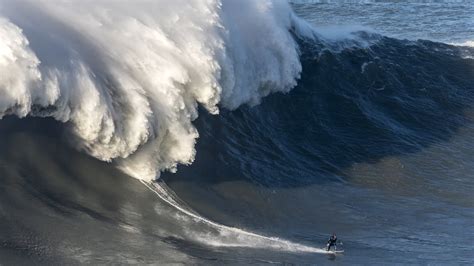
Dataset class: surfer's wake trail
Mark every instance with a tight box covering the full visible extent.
[141,180,327,254]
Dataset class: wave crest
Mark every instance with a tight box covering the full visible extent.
[0,0,304,180]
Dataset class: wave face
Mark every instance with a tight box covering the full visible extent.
[166,36,474,197]
[172,35,474,184]
[0,0,305,180]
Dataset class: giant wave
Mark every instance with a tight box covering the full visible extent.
[1,1,474,264]
[0,0,314,181]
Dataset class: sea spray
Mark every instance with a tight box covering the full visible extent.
[0,0,306,180]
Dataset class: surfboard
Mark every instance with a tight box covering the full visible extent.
[325,249,344,255]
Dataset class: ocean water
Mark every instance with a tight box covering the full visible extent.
[0,1,473,265]
[292,0,474,45]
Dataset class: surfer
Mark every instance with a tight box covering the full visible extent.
[326,233,337,251]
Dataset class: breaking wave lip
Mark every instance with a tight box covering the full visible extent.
[0,0,318,181]
[0,0,387,182]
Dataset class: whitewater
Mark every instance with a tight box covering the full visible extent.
[0,0,311,181]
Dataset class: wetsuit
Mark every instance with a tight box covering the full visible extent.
[327,235,337,251]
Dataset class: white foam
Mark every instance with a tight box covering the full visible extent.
[0,0,307,181]
[450,40,474,48]
[311,25,373,41]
